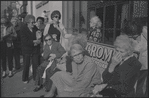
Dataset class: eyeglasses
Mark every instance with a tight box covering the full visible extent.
[71,52,83,59]
[129,35,139,40]
[53,16,59,19]
[45,38,52,42]
[28,22,35,24]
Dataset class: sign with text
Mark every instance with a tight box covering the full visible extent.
[86,42,115,74]
[36,1,49,9]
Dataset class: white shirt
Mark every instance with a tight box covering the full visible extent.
[134,34,147,70]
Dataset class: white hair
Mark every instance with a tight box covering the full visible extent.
[114,34,134,55]
[90,16,102,28]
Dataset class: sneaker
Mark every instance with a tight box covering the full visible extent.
[8,71,13,77]
[2,71,6,78]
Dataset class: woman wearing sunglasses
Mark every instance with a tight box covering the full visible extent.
[33,34,65,92]
[43,10,72,52]
[41,44,102,97]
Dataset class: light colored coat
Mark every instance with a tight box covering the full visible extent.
[51,56,102,97]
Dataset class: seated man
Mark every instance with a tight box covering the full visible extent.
[42,44,102,97]
[92,34,142,97]
[33,34,66,92]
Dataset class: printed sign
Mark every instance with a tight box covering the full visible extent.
[36,1,49,9]
[86,42,115,74]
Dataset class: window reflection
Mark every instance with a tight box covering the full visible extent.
[105,5,115,28]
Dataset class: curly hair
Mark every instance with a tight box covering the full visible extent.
[114,34,134,56]
[51,10,61,20]
[122,20,142,36]
[1,17,9,24]
[68,32,88,50]
[36,17,44,22]
[90,16,102,28]
[11,17,18,23]
[68,44,84,56]
[24,14,35,24]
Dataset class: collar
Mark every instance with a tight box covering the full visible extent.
[120,54,134,65]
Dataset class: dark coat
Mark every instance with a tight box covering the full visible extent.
[102,56,142,97]
[13,22,24,48]
[40,41,66,67]
[20,24,40,54]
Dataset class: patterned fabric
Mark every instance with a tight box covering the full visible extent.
[88,27,102,43]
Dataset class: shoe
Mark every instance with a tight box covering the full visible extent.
[45,89,50,92]
[15,67,21,70]
[33,85,43,92]
[2,71,7,78]
[40,95,44,97]
[8,71,13,77]
[23,81,28,84]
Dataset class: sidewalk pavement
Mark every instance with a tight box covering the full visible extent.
[1,57,47,97]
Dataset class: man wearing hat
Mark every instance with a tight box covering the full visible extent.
[0,17,17,78]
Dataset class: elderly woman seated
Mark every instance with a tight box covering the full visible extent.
[41,44,102,97]
[33,34,66,92]
[91,34,142,97]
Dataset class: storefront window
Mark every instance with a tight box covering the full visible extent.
[71,1,132,45]
[87,1,130,45]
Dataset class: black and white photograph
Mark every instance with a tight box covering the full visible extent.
[1,0,148,97]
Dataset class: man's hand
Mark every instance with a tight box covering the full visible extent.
[48,54,56,61]
[33,39,41,45]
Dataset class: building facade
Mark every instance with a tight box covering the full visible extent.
[23,1,148,44]
[26,1,63,23]
[1,1,147,45]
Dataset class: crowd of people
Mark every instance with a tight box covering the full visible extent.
[0,10,148,97]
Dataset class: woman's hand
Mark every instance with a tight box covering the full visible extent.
[108,52,122,72]
[92,84,107,94]
[36,30,42,39]
[33,39,41,46]
[54,24,62,31]
[52,34,57,41]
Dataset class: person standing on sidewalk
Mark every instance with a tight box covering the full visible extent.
[1,17,17,78]
[11,16,22,71]
[20,15,41,83]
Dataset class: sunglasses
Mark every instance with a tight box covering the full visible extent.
[71,52,83,59]
[53,16,59,19]
[45,38,52,42]
[129,35,139,40]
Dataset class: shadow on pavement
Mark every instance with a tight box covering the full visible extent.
[13,67,23,76]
